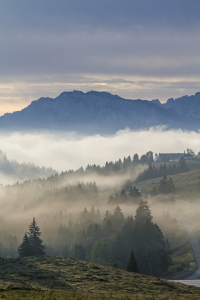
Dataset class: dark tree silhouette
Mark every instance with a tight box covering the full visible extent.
[133,153,139,164]
[151,186,158,196]
[127,250,140,273]
[158,175,169,194]
[158,175,175,195]
[135,200,153,223]
[178,156,189,173]
[129,186,142,202]
[18,218,46,257]
[18,233,32,257]
[28,218,46,256]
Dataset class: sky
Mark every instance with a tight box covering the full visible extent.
[0,0,200,116]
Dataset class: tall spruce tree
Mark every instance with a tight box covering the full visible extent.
[29,218,46,256]
[133,153,139,164]
[18,218,46,257]
[133,200,167,276]
[18,233,32,257]
[158,175,169,194]
[127,250,140,273]
[158,176,175,195]
[135,199,153,223]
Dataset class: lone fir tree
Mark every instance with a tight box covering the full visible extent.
[18,218,46,257]
[18,233,32,257]
[158,175,169,194]
[135,199,153,224]
[127,250,140,273]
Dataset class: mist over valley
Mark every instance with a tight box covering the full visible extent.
[1,1,200,296]
[0,110,199,283]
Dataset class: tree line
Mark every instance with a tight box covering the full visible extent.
[108,175,175,205]
[151,176,175,197]
[3,153,189,211]
[40,182,98,204]
[135,156,189,183]
[108,186,142,205]
[18,201,172,277]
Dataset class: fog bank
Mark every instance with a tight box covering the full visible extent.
[0,127,199,172]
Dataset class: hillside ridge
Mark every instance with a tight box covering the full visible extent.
[0,255,200,297]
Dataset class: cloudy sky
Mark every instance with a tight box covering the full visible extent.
[1,0,200,116]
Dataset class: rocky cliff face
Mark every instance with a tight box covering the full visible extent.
[0,91,199,134]
[152,92,200,120]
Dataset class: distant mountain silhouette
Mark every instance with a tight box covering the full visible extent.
[151,92,200,121]
[0,150,56,185]
[0,91,199,134]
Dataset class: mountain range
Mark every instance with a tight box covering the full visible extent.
[151,92,200,121]
[0,91,199,134]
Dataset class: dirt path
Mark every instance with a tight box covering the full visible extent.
[137,179,155,190]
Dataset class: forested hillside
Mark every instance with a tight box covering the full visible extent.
[139,168,200,202]
[0,150,198,279]
[0,150,56,184]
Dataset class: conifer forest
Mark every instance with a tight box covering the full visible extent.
[0,150,194,278]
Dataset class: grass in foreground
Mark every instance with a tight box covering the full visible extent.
[0,256,200,299]
[0,290,200,300]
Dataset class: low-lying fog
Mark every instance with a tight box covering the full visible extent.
[0,127,199,260]
[0,127,199,172]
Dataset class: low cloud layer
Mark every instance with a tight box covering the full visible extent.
[0,128,199,173]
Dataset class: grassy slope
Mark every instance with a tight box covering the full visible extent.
[185,156,200,171]
[136,168,200,276]
[84,158,200,204]
[138,168,200,202]
[0,256,200,299]
[168,239,196,276]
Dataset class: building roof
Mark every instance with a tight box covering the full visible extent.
[157,152,193,161]
[159,153,184,158]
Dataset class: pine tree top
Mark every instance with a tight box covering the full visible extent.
[18,218,46,257]
[135,200,153,223]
